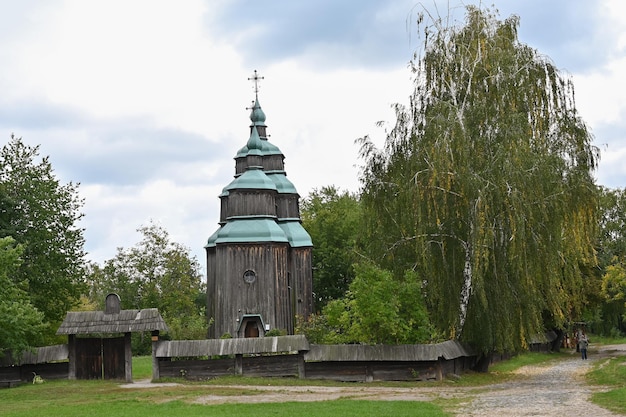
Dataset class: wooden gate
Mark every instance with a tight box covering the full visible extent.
[75,337,125,379]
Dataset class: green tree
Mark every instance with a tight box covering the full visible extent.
[594,187,626,334]
[358,6,598,355]
[0,135,86,335]
[301,186,362,309]
[304,263,431,345]
[598,187,626,264]
[86,222,206,339]
[0,237,46,359]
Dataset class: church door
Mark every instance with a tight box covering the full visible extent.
[244,321,259,337]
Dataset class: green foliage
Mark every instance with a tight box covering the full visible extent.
[265,328,288,337]
[132,355,153,379]
[601,263,626,303]
[597,187,626,264]
[0,135,86,335]
[86,221,205,330]
[358,5,598,353]
[0,236,46,358]
[295,313,332,344]
[165,310,209,340]
[302,263,432,344]
[301,186,362,309]
[594,187,626,335]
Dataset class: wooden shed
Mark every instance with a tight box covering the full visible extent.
[56,293,168,382]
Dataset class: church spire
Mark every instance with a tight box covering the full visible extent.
[248,69,264,95]
[247,70,267,136]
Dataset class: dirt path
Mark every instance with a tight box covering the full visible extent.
[454,344,626,416]
[126,344,626,415]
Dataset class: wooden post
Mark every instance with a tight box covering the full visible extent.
[151,330,160,381]
[68,334,76,380]
[365,364,373,382]
[297,351,306,379]
[235,354,243,376]
[124,332,132,382]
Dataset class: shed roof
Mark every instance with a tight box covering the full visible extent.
[155,335,309,357]
[56,308,169,335]
[304,340,474,362]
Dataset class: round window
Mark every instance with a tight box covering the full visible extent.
[243,269,257,284]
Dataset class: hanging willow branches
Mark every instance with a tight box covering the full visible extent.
[358,6,599,353]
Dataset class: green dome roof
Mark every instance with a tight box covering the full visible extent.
[260,138,282,155]
[245,126,263,156]
[236,137,282,158]
[267,173,298,194]
[250,97,267,126]
[278,221,313,247]
[222,167,277,194]
[214,218,288,244]
[236,144,248,158]
[205,227,220,248]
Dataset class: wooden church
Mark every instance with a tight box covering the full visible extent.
[205,72,313,339]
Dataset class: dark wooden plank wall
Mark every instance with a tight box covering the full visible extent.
[159,358,235,379]
[0,362,69,382]
[234,153,284,176]
[155,338,476,382]
[75,338,102,379]
[304,361,369,382]
[304,360,442,382]
[158,355,301,380]
[156,356,475,382]
[102,337,126,380]
[275,195,299,219]
[219,197,228,223]
[291,247,313,320]
[206,246,216,338]
[227,191,277,217]
[262,155,284,173]
[242,354,300,378]
[213,244,289,337]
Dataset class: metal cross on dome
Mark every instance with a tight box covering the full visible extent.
[248,70,264,94]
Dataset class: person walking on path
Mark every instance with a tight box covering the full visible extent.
[579,332,589,360]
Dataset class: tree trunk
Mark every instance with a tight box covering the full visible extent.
[551,328,564,353]
[472,352,492,373]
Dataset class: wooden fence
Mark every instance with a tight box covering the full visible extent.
[0,345,69,383]
[1,337,477,383]
[153,336,476,382]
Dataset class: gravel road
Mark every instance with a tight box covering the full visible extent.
[455,344,626,416]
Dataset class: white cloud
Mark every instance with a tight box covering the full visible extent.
[8,0,248,139]
[2,0,625,268]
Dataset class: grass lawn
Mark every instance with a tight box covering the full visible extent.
[587,354,626,415]
[0,379,448,417]
[2,347,621,416]
[0,352,563,417]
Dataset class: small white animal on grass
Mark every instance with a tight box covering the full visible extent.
[32,372,44,384]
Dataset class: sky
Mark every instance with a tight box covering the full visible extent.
[1,0,625,269]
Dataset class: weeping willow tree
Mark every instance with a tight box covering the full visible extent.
[358,6,599,354]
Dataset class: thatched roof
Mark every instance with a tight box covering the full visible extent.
[56,308,169,335]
